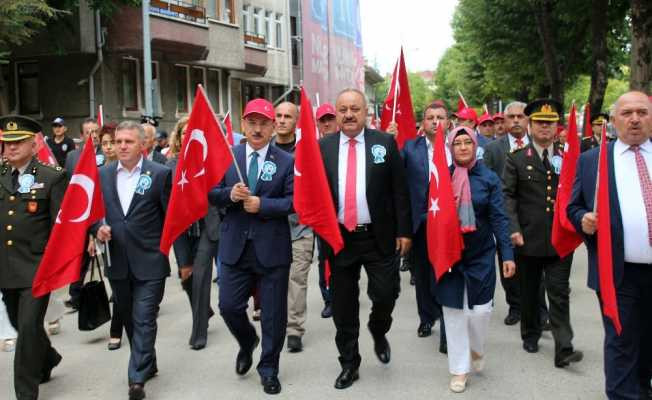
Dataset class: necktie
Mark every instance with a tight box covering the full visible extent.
[631,145,652,245]
[11,169,19,192]
[515,138,524,149]
[248,152,259,193]
[343,139,358,231]
[542,148,552,171]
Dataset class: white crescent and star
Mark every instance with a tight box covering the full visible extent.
[183,129,209,179]
[429,197,440,216]
[56,174,94,223]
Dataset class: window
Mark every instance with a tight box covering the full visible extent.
[121,58,140,112]
[253,8,262,36]
[207,69,221,113]
[206,0,217,18]
[242,4,250,33]
[175,65,190,113]
[275,13,283,48]
[264,11,272,45]
[191,66,206,101]
[15,62,40,115]
[221,0,235,24]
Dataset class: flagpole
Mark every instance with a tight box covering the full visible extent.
[315,92,320,107]
[457,90,468,108]
[391,55,400,123]
[101,218,111,268]
[198,85,245,184]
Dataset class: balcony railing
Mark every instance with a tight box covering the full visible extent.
[150,0,206,24]
[244,31,267,47]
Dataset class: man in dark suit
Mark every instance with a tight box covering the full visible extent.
[568,91,652,400]
[209,98,294,395]
[95,120,172,400]
[319,88,411,389]
[0,115,67,400]
[401,101,447,351]
[503,99,582,368]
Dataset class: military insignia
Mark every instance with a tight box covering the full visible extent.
[526,148,533,157]
[371,144,387,164]
[31,182,44,189]
[62,144,68,152]
[18,174,35,193]
[135,174,152,195]
[260,161,277,181]
[96,154,105,166]
[541,104,553,114]
[551,155,563,174]
[5,121,18,131]
[27,201,38,213]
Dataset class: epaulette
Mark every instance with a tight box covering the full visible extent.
[37,160,63,172]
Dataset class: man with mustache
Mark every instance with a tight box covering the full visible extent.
[318,88,411,389]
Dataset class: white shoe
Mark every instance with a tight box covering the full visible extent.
[471,353,485,372]
[449,374,467,393]
[2,339,16,352]
[47,320,61,336]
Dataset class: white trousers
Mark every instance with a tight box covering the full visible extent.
[442,287,493,375]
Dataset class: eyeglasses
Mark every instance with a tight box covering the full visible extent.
[452,140,474,147]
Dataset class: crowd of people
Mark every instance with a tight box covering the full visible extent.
[0,88,651,400]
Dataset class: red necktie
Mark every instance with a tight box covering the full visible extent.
[631,145,652,245]
[515,138,524,148]
[344,139,358,231]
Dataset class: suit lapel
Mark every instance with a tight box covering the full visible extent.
[501,136,510,153]
[418,136,429,183]
[325,134,340,208]
[235,145,248,187]
[608,142,624,245]
[364,130,373,194]
[254,146,277,195]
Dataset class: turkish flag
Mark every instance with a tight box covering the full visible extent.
[583,103,592,138]
[295,88,344,286]
[380,48,416,150]
[427,123,464,280]
[160,85,234,254]
[457,96,466,113]
[35,132,58,167]
[32,139,105,297]
[552,104,583,257]
[224,112,234,146]
[596,123,622,334]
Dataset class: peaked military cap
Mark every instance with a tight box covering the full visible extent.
[524,99,562,122]
[0,115,41,142]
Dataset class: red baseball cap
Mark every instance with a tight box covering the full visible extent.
[243,98,275,120]
[316,103,336,120]
[477,111,494,125]
[492,112,504,120]
[454,107,478,124]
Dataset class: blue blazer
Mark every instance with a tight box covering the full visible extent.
[98,159,172,281]
[567,142,624,291]
[402,136,430,234]
[209,143,294,268]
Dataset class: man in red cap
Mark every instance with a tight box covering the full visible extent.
[454,107,478,130]
[209,98,294,395]
[477,111,496,141]
[316,103,338,137]
[493,113,506,137]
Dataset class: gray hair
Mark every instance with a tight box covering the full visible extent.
[336,88,368,107]
[116,120,145,142]
[504,101,527,114]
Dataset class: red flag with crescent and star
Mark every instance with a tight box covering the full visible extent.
[223,111,234,146]
[160,85,233,254]
[35,132,58,166]
[32,139,105,297]
[380,47,416,150]
[427,123,464,280]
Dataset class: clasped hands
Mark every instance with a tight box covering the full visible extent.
[230,182,261,213]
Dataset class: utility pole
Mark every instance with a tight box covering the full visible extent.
[142,0,153,115]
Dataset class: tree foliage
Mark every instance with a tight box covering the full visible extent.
[0,1,59,50]
[375,72,436,121]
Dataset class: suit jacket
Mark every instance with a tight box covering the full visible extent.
[0,158,67,288]
[567,143,624,291]
[482,135,511,178]
[98,159,172,280]
[319,129,411,258]
[502,142,563,257]
[64,146,103,176]
[150,150,168,165]
[402,136,430,234]
[209,143,294,268]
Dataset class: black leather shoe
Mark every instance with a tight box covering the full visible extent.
[439,340,448,354]
[523,342,539,353]
[190,343,206,351]
[373,336,391,364]
[41,351,62,383]
[261,376,282,394]
[334,368,359,389]
[409,275,416,285]
[108,339,122,351]
[417,322,432,338]
[555,350,584,368]
[287,335,303,353]
[128,384,146,400]
[321,303,333,318]
[504,312,520,326]
[236,335,259,375]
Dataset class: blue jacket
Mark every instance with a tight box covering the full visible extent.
[98,159,172,281]
[435,163,514,309]
[567,142,624,291]
[402,136,431,234]
[209,143,294,268]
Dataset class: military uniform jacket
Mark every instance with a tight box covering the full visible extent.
[502,143,562,258]
[580,136,600,153]
[0,157,67,288]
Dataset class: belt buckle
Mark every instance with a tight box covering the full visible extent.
[354,224,367,232]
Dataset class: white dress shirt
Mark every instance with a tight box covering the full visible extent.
[426,136,452,180]
[245,142,269,178]
[337,130,371,225]
[508,134,529,151]
[116,157,143,215]
[614,139,652,263]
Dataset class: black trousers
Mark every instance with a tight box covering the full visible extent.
[2,288,60,400]
[600,263,652,400]
[498,247,549,319]
[412,226,445,334]
[188,234,218,348]
[331,229,400,369]
[517,254,574,361]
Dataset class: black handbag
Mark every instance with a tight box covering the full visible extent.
[78,255,111,331]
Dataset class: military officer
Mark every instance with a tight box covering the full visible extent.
[581,112,609,153]
[0,115,67,400]
[502,100,583,369]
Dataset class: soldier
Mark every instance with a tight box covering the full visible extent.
[502,99,583,368]
[581,112,609,153]
[0,115,67,400]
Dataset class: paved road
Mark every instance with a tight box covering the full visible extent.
[1,246,606,399]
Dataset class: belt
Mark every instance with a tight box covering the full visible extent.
[624,262,652,268]
[340,223,373,233]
